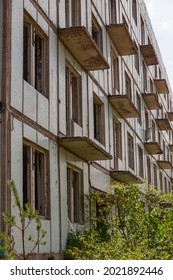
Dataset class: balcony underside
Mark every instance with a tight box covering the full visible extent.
[110,170,142,184]
[155,118,172,130]
[106,23,137,55]
[58,136,112,161]
[154,79,169,94]
[140,44,158,65]
[144,142,163,155]
[142,93,161,110]
[108,94,140,118]
[59,26,109,71]
[168,112,173,121]
[157,160,172,170]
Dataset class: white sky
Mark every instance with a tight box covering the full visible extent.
[144,0,173,90]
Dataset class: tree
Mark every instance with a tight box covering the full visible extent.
[0,180,46,259]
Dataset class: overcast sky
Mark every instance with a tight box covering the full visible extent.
[144,0,173,90]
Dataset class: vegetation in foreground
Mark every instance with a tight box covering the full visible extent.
[65,183,173,259]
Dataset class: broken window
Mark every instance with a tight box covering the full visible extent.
[66,63,82,136]
[111,51,119,94]
[109,0,117,24]
[92,15,102,51]
[132,0,137,25]
[140,16,145,44]
[65,0,81,27]
[125,73,131,99]
[128,133,134,170]
[138,145,144,178]
[93,95,105,145]
[153,164,157,188]
[147,157,151,184]
[137,93,141,125]
[23,12,49,98]
[23,141,49,218]
[67,165,84,224]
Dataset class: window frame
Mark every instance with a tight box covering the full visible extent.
[93,94,105,145]
[111,51,120,94]
[23,12,49,98]
[138,145,144,178]
[23,140,50,219]
[65,0,81,27]
[127,133,134,170]
[66,62,82,136]
[67,164,84,224]
[92,15,103,51]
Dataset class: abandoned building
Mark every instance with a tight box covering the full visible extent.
[0,0,173,259]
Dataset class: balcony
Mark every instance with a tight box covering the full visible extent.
[142,93,161,110]
[169,144,173,152]
[140,44,158,66]
[58,136,112,161]
[106,23,137,56]
[59,26,109,71]
[167,112,173,121]
[110,170,142,184]
[155,118,172,131]
[157,160,173,170]
[154,79,169,94]
[144,142,163,155]
[108,95,140,118]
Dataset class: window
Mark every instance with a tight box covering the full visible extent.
[159,171,163,192]
[140,16,145,44]
[138,146,143,178]
[168,181,171,193]
[111,52,119,94]
[67,165,83,224]
[125,73,131,99]
[110,0,117,24]
[93,95,105,145]
[66,63,82,136]
[147,157,151,184]
[134,46,139,74]
[23,12,49,98]
[152,120,156,141]
[153,164,157,188]
[65,0,81,27]
[23,141,49,218]
[137,93,141,125]
[92,15,102,51]
[142,62,147,92]
[113,118,122,169]
[132,0,137,25]
[164,177,167,193]
[128,133,134,170]
[150,78,154,93]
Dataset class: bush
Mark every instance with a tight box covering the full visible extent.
[65,182,173,260]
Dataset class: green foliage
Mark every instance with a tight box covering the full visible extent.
[0,180,47,259]
[65,182,173,260]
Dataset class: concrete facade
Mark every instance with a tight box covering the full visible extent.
[0,0,173,259]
